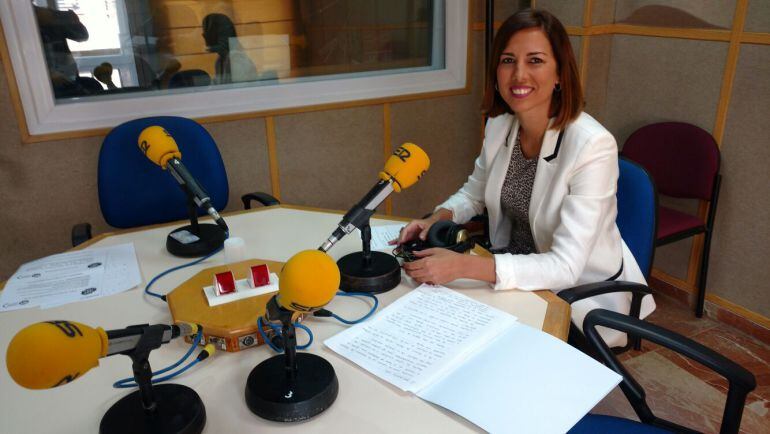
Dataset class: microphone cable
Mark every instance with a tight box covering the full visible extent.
[313,291,379,325]
[256,292,378,353]
[113,328,214,388]
[257,316,314,353]
[144,230,230,302]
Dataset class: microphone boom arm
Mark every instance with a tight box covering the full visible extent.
[319,179,394,252]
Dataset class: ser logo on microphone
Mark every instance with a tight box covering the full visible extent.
[46,320,84,338]
[139,140,150,155]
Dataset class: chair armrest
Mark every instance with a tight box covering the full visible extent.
[241,192,280,209]
[584,309,756,433]
[557,281,652,305]
[71,223,92,247]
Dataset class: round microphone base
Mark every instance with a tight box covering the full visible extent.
[99,384,206,434]
[245,353,338,422]
[338,251,401,293]
[166,224,226,257]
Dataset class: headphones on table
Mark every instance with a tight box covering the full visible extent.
[394,220,475,262]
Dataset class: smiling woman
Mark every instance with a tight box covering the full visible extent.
[397,8,656,348]
[0,0,467,137]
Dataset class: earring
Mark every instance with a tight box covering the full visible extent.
[494,83,499,92]
[554,83,561,93]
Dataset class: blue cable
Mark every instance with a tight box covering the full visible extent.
[114,359,202,388]
[144,231,229,301]
[329,291,379,324]
[257,316,313,353]
[113,328,204,388]
[295,322,313,350]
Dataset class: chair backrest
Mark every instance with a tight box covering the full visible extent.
[622,122,720,200]
[617,158,657,278]
[98,116,228,228]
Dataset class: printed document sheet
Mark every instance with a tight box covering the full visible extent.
[364,224,404,252]
[0,243,142,311]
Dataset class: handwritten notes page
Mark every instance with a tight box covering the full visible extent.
[325,285,517,393]
[325,284,623,433]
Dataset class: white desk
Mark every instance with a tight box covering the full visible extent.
[0,206,569,433]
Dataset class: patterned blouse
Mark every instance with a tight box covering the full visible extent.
[498,129,538,255]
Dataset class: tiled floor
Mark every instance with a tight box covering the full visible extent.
[590,293,770,433]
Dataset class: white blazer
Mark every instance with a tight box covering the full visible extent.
[438,112,655,347]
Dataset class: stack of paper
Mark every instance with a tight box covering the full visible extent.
[0,243,142,311]
[326,285,621,433]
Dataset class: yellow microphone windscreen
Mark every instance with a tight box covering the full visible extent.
[379,143,430,192]
[6,321,108,389]
[138,126,182,169]
[278,250,340,312]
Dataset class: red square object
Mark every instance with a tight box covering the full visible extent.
[214,271,236,295]
[249,264,270,288]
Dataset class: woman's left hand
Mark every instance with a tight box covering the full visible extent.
[402,248,464,285]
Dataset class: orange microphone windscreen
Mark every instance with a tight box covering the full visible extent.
[137,126,182,169]
[277,250,341,313]
[6,321,108,389]
[379,143,430,192]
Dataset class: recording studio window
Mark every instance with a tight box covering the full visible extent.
[1,1,468,137]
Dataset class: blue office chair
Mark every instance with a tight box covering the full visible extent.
[569,309,756,434]
[558,158,658,352]
[72,116,278,245]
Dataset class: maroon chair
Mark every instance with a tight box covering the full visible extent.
[621,122,721,318]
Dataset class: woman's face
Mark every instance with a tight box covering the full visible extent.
[496,27,559,120]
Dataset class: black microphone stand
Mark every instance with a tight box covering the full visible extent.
[100,325,206,434]
[337,217,401,293]
[245,297,338,422]
[166,186,226,257]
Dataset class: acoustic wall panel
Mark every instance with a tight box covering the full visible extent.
[203,119,272,212]
[495,0,530,22]
[389,33,484,218]
[583,35,612,120]
[274,106,384,211]
[471,0,531,23]
[570,35,582,65]
[710,44,770,316]
[591,0,617,25]
[0,60,107,279]
[535,0,585,27]
[613,0,733,29]
[744,0,770,33]
[601,35,727,146]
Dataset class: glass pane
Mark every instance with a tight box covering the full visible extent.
[31,0,443,103]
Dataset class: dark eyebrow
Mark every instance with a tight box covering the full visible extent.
[500,51,549,57]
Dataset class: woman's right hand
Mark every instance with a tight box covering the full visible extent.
[389,209,453,245]
[390,218,437,245]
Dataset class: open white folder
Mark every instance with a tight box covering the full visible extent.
[325,285,621,434]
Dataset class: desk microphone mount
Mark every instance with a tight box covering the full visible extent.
[100,325,206,434]
[336,219,401,294]
[166,187,226,257]
[245,297,338,422]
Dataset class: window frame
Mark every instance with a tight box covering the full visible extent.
[0,1,469,138]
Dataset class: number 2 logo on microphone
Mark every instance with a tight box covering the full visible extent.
[139,140,150,155]
[393,146,411,162]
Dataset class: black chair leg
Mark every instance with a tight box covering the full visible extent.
[695,230,713,318]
